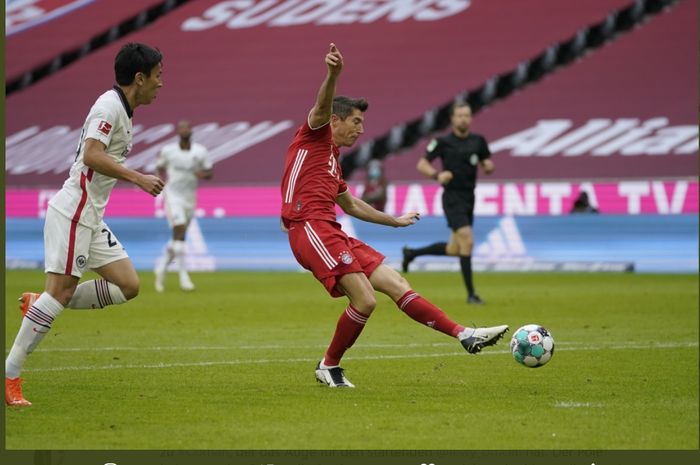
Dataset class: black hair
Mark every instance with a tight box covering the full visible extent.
[333,96,369,119]
[114,43,162,86]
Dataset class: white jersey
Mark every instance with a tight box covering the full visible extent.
[157,142,211,209]
[49,87,133,229]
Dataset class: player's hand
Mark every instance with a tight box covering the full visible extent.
[394,212,421,227]
[325,43,343,75]
[436,170,453,185]
[136,173,164,196]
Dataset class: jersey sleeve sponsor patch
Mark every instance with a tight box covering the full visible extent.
[86,117,113,145]
[97,120,112,135]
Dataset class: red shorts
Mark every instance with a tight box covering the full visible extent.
[287,219,385,297]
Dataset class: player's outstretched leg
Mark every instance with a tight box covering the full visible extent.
[401,242,447,273]
[396,290,508,354]
[401,246,414,273]
[397,290,507,354]
[371,265,508,355]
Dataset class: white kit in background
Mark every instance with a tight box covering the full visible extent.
[155,141,212,291]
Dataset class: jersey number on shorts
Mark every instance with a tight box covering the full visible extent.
[102,228,117,247]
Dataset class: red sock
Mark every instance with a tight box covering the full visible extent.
[397,290,464,337]
[323,304,369,366]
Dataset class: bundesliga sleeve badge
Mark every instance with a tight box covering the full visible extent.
[97,120,113,135]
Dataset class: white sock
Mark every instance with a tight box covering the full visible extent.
[319,359,339,369]
[158,241,176,273]
[67,279,127,309]
[172,240,187,275]
[6,292,64,378]
[457,327,476,340]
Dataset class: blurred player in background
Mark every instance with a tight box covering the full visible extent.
[402,102,494,304]
[280,43,508,388]
[154,121,213,292]
[6,43,164,406]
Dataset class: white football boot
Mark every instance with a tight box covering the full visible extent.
[458,325,509,354]
[315,362,355,388]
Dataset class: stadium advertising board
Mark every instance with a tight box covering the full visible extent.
[6,180,697,218]
[7,215,697,273]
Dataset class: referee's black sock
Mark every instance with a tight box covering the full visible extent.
[459,256,476,297]
[411,242,448,257]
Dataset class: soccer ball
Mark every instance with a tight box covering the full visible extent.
[510,324,555,368]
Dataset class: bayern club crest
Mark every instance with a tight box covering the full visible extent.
[339,251,353,265]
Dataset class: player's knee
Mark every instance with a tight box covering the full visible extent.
[395,274,410,294]
[120,279,140,300]
[445,243,459,256]
[354,294,377,314]
[459,242,473,255]
[379,274,411,302]
[455,235,473,254]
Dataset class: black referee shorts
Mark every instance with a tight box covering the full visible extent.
[442,190,475,231]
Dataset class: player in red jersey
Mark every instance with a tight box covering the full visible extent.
[280,43,508,388]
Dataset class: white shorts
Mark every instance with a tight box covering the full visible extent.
[44,206,129,278]
[164,196,194,228]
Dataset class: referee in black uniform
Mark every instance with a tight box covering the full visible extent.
[402,102,494,304]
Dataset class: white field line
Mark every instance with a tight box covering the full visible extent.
[20,340,697,373]
[553,401,605,408]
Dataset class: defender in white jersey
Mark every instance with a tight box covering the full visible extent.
[6,43,164,407]
[154,120,213,292]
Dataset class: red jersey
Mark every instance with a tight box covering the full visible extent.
[281,120,348,224]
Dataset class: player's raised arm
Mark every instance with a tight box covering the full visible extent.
[308,43,343,129]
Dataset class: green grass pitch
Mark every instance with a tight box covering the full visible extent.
[4,270,698,449]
